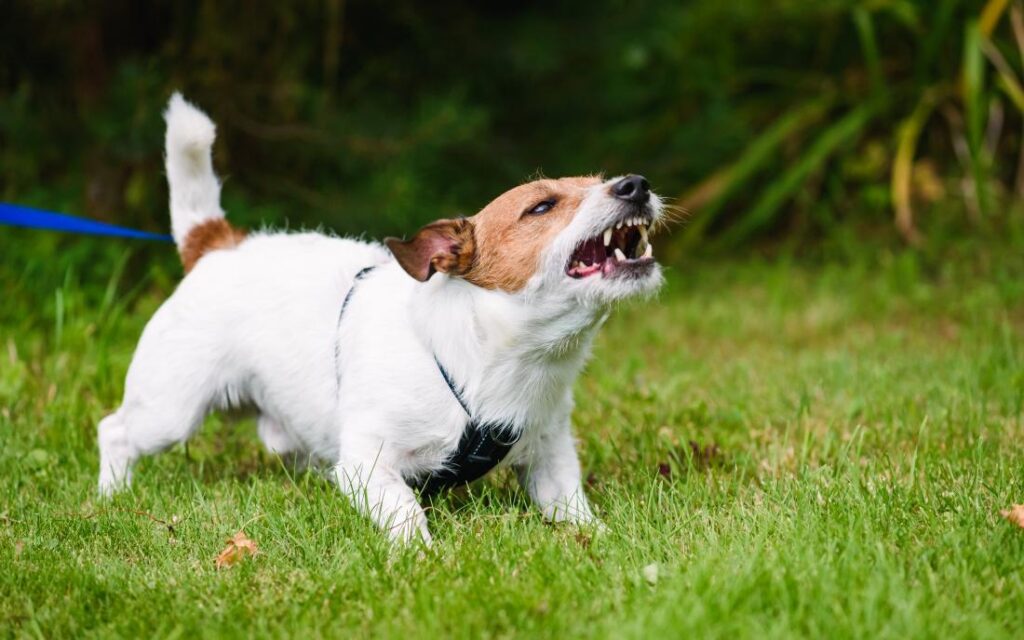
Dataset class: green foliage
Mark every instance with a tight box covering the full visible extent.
[4,1,1024,249]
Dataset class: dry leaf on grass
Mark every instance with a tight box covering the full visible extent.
[1000,504,1024,529]
[215,531,258,569]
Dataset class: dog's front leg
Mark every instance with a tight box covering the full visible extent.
[517,422,600,527]
[334,443,429,545]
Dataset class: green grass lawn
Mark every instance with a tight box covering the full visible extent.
[1,233,1023,638]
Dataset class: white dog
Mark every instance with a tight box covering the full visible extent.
[97,94,664,544]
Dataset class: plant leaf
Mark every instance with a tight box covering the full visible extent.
[892,88,943,244]
[919,0,958,81]
[980,0,1011,37]
[853,7,885,98]
[714,98,885,248]
[962,20,992,217]
[981,38,1024,113]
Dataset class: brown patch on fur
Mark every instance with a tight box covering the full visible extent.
[385,219,476,282]
[464,176,600,291]
[180,218,247,272]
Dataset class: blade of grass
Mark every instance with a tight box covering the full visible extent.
[941,104,982,221]
[918,0,957,83]
[1011,3,1024,195]
[892,88,943,245]
[982,38,1024,112]
[1012,2,1024,61]
[712,98,885,248]
[981,0,1012,37]
[964,21,987,153]
[963,20,992,217]
[853,7,885,98]
[994,67,1024,112]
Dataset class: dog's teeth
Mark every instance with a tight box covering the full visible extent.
[642,243,653,259]
[614,248,627,262]
[639,226,648,242]
[603,229,612,246]
[616,221,623,230]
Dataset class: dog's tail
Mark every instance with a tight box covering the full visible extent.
[164,92,245,272]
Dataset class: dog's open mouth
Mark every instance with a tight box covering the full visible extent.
[567,215,655,279]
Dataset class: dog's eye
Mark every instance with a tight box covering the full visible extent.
[526,199,556,215]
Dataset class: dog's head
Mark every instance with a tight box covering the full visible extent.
[386,175,663,303]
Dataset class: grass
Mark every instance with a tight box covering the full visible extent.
[1,229,1023,638]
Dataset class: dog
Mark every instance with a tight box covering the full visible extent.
[97,94,664,544]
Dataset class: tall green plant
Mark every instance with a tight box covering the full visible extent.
[678,0,1023,248]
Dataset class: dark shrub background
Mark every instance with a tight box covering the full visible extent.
[2,1,1020,255]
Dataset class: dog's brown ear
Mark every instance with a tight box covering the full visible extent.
[385,218,476,282]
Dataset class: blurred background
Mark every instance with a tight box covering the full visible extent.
[2,0,1024,268]
[5,4,1024,633]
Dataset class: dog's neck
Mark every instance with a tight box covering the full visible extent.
[410,275,606,427]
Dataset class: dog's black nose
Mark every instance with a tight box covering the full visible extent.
[612,174,650,204]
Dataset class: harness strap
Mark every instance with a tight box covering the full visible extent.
[335,266,377,388]
[434,357,471,417]
[414,414,519,498]
[339,266,377,318]
[335,265,519,497]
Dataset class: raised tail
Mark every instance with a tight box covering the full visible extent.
[164,93,244,272]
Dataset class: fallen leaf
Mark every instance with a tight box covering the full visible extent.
[642,562,659,586]
[1000,504,1024,529]
[215,531,258,569]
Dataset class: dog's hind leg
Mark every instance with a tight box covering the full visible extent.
[97,411,135,495]
[97,391,209,496]
[97,328,215,496]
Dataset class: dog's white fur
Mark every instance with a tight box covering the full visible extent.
[97,94,663,544]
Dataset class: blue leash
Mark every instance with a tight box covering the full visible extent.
[0,203,173,242]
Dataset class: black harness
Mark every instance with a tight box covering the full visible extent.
[336,266,520,497]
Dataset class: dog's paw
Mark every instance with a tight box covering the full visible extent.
[387,519,433,548]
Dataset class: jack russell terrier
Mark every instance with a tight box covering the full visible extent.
[97,94,664,544]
